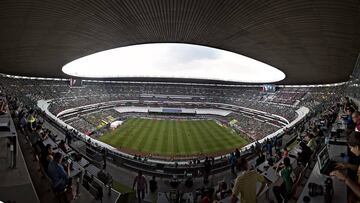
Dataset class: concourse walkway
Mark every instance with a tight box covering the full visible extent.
[0,137,39,203]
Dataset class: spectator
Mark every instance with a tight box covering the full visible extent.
[40,144,53,173]
[216,181,230,200]
[229,152,237,175]
[58,140,67,152]
[235,148,240,159]
[255,153,265,167]
[231,157,266,203]
[0,99,8,115]
[342,97,356,113]
[65,131,72,144]
[306,133,316,152]
[149,176,157,193]
[275,147,282,160]
[342,108,356,130]
[352,111,360,132]
[27,110,36,132]
[132,171,148,203]
[331,131,360,201]
[266,140,273,157]
[40,130,49,140]
[341,97,349,112]
[201,194,211,203]
[283,147,289,157]
[273,157,294,202]
[203,157,212,184]
[19,114,27,133]
[297,142,312,166]
[102,148,107,169]
[47,152,70,192]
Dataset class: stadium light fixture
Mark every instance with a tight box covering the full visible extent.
[62,43,285,83]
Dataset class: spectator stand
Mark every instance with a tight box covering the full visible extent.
[0,96,17,168]
[0,76,352,203]
[10,102,122,203]
[38,98,308,164]
[0,96,39,203]
[42,103,315,203]
[41,117,122,202]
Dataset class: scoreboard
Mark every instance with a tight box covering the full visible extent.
[69,78,82,87]
[262,84,276,92]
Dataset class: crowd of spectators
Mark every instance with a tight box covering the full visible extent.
[7,96,77,202]
[228,113,280,140]
[82,109,121,126]
[0,76,300,120]
[63,109,122,134]
[2,75,360,203]
[201,94,355,203]
[262,88,307,105]
[66,118,96,135]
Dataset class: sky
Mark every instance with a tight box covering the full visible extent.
[62,43,285,83]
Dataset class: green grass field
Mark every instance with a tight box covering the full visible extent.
[98,118,248,156]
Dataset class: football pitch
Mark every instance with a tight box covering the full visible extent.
[98,118,249,156]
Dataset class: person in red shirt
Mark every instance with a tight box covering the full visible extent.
[352,111,360,132]
[201,194,210,203]
[282,147,289,157]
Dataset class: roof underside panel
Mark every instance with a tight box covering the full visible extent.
[0,0,359,84]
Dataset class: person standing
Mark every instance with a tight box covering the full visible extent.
[231,157,266,203]
[102,148,107,170]
[65,131,72,144]
[235,148,241,159]
[306,133,317,152]
[27,109,36,132]
[47,152,70,192]
[149,176,157,193]
[229,152,237,175]
[273,157,294,202]
[203,157,212,184]
[266,140,273,157]
[133,171,148,203]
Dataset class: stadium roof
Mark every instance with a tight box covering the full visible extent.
[0,0,359,85]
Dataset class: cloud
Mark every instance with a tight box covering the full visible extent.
[63,43,285,83]
[169,43,219,62]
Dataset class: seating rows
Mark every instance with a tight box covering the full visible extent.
[7,97,121,202]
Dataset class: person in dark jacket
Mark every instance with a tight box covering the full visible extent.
[149,176,157,193]
[297,141,312,166]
